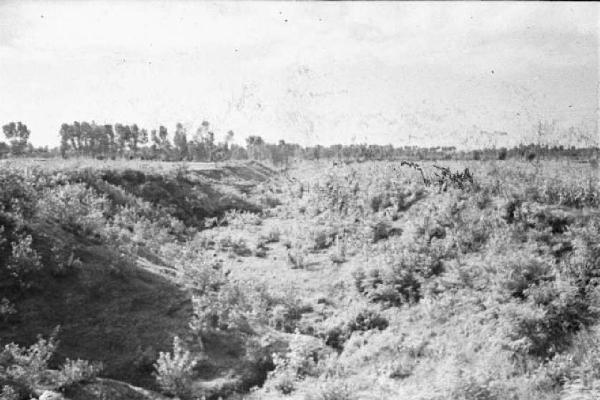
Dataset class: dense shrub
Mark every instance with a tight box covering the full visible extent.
[502,280,597,358]
[218,234,252,257]
[0,170,38,221]
[353,266,421,307]
[37,184,109,236]
[224,209,262,228]
[497,252,552,299]
[5,233,42,286]
[268,300,312,333]
[154,336,199,399]
[320,303,388,349]
[189,283,254,334]
[0,329,59,391]
[0,385,20,400]
[265,334,326,394]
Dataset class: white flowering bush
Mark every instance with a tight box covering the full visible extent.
[6,233,42,287]
[0,328,59,390]
[57,358,103,389]
[154,336,199,399]
[37,184,109,236]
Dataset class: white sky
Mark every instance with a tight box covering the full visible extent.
[0,1,598,148]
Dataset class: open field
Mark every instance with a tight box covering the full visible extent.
[1,158,600,400]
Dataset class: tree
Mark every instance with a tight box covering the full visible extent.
[130,124,141,155]
[80,121,93,155]
[221,130,234,155]
[150,126,171,160]
[498,147,508,160]
[115,123,132,156]
[225,130,234,144]
[2,122,31,156]
[91,123,110,157]
[139,128,148,147]
[173,123,188,161]
[199,121,215,161]
[59,123,71,158]
[72,121,83,153]
[104,124,116,158]
[246,135,265,160]
[229,144,248,160]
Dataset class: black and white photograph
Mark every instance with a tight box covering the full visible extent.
[0,1,599,399]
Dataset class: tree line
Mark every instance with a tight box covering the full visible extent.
[57,120,236,161]
[1,120,598,165]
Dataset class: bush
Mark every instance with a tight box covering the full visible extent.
[367,218,403,244]
[498,254,551,299]
[267,368,296,395]
[37,184,109,236]
[353,267,421,307]
[6,234,42,286]
[218,235,252,257]
[502,278,597,358]
[224,210,262,228]
[345,305,389,334]
[0,170,38,221]
[0,328,59,390]
[306,379,356,400]
[268,302,309,333]
[189,283,252,333]
[253,239,269,258]
[0,385,19,400]
[265,333,325,394]
[154,336,198,399]
[57,359,103,389]
[49,245,82,277]
[260,195,282,209]
[0,298,16,322]
[310,228,335,251]
[320,304,388,349]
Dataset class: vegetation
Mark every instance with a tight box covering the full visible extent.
[1,119,599,166]
[0,155,599,399]
[153,336,199,399]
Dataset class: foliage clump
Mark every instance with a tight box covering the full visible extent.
[154,336,199,399]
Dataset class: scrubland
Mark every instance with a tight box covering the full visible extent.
[1,158,599,400]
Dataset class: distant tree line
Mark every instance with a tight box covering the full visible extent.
[1,120,598,165]
[296,143,599,164]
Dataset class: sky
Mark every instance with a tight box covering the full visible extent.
[0,1,598,149]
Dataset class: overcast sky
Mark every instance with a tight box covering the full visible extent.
[0,1,598,148]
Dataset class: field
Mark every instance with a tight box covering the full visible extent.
[1,158,600,400]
